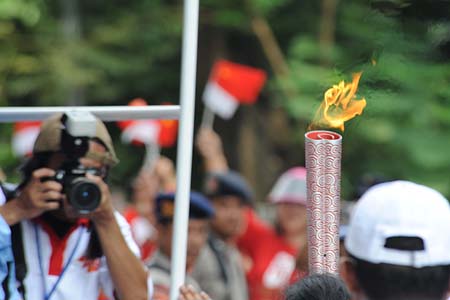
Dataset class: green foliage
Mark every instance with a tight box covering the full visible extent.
[279,0,450,197]
[0,0,184,186]
[0,0,448,200]
[0,0,42,26]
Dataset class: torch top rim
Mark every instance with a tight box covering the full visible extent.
[305,130,342,141]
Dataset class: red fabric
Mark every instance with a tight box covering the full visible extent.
[78,256,101,272]
[158,119,178,148]
[35,218,86,276]
[157,102,178,148]
[97,289,111,300]
[124,207,139,224]
[14,121,41,132]
[123,207,157,261]
[117,99,177,148]
[237,209,302,300]
[116,99,153,147]
[210,60,267,104]
[116,98,148,130]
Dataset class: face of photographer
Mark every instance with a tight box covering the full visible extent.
[17,140,115,225]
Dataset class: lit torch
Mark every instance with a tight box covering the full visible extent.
[305,72,366,274]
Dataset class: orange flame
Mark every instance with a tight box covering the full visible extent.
[310,72,366,131]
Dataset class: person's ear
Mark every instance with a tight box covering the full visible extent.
[340,257,362,295]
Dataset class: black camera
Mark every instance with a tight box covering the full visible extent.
[43,112,107,214]
[51,166,102,214]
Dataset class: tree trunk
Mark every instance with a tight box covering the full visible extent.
[319,0,338,65]
[60,0,84,105]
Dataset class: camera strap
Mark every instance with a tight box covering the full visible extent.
[34,224,85,300]
[11,223,27,298]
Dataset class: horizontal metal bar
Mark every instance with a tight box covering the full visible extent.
[0,106,181,122]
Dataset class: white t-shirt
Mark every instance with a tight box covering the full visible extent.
[20,211,149,300]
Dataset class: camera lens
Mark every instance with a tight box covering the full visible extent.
[67,177,101,214]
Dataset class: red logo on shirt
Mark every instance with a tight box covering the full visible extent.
[79,256,101,272]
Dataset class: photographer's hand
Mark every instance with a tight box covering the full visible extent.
[85,173,115,224]
[86,173,149,300]
[0,168,62,225]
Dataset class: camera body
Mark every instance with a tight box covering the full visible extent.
[51,165,102,214]
[51,111,104,214]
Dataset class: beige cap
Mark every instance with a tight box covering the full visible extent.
[33,113,119,166]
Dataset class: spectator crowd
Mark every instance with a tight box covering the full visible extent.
[0,113,449,300]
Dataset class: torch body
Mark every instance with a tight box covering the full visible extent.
[305,130,342,274]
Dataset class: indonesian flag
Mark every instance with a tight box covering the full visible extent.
[158,118,178,148]
[117,99,178,147]
[12,121,41,157]
[203,60,267,119]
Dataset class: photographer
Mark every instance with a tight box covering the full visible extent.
[1,113,150,300]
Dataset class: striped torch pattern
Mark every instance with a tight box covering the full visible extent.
[305,130,342,274]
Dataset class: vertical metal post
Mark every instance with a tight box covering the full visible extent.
[169,0,199,299]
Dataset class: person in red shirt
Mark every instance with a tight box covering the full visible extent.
[237,167,308,300]
[196,127,308,300]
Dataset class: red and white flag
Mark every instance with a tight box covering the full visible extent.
[119,119,160,146]
[203,60,267,119]
[117,99,178,148]
[117,98,178,169]
[12,121,41,158]
[117,99,161,146]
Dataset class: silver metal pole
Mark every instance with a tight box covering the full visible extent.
[170,0,199,298]
[0,106,180,122]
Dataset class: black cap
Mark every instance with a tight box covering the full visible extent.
[155,191,215,223]
[203,170,253,204]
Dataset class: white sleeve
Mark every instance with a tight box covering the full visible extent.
[147,273,154,300]
[114,211,141,258]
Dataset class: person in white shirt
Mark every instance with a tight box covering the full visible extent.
[1,113,151,300]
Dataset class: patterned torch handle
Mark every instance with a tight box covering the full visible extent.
[305,130,342,274]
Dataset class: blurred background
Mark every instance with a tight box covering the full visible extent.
[0,0,449,202]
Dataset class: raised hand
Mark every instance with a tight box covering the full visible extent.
[195,127,228,172]
[179,285,211,300]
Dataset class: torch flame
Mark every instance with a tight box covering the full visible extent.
[310,72,366,131]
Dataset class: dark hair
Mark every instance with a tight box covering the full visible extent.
[285,273,351,300]
[18,152,53,188]
[350,255,450,300]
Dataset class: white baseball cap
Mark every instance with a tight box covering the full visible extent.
[345,180,450,268]
[268,167,307,205]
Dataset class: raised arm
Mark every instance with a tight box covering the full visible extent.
[87,174,149,300]
[153,156,177,192]
[195,127,229,173]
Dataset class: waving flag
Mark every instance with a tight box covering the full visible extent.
[12,121,41,157]
[117,99,178,147]
[203,60,267,119]
[117,98,160,146]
